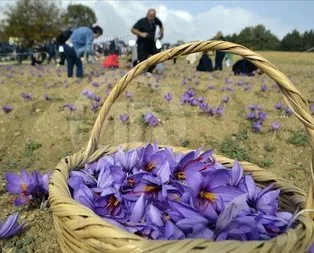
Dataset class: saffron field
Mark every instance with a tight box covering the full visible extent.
[0,51,313,252]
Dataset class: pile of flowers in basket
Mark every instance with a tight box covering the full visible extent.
[68,144,294,241]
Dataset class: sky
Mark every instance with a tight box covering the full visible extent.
[0,0,313,43]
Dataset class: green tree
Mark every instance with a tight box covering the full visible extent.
[1,0,62,46]
[302,30,314,51]
[280,29,303,51]
[62,4,97,28]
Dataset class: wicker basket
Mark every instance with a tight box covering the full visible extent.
[49,40,314,253]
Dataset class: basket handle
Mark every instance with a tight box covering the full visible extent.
[84,40,314,206]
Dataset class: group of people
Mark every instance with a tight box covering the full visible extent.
[46,8,257,79]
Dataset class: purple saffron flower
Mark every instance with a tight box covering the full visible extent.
[240,176,280,216]
[21,92,32,101]
[310,104,314,115]
[285,107,293,116]
[186,170,242,220]
[0,213,25,239]
[81,89,95,99]
[5,169,35,205]
[43,94,50,101]
[2,105,13,114]
[144,112,159,127]
[119,113,129,123]
[246,111,256,120]
[92,81,100,87]
[214,194,256,241]
[275,102,282,110]
[164,93,173,102]
[207,84,216,90]
[73,184,96,211]
[258,111,267,121]
[182,79,188,85]
[271,121,281,131]
[248,104,257,111]
[190,98,199,106]
[216,105,224,115]
[199,102,209,112]
[63,104,76,111]
[222,96,229,104]
[260,84,268,92]
[125,91,132,99]
[252,121,262,132]
[91,102,100,113]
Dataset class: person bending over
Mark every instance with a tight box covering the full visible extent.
[63,25,103,78]
[131,9,164,75]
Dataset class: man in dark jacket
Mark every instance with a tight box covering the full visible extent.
[214,31,226,71]
[131,9,164,75]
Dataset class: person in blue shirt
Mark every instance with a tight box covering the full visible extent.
[63,25,103,78]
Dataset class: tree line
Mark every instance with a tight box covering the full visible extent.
[224,24,314,52]
[0,0,97,47]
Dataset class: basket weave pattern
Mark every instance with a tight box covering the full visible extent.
[49,40,314,253]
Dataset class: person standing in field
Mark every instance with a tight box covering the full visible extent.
[131,9,164,76]
[214,31,226,71]
[63,25,103,78]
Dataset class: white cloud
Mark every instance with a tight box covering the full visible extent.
[0,0,295,42]
[85,1,293,43]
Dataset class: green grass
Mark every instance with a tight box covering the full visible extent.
[258,159,273,168]
[24,140,42,156]
[180,138,190,147]
[219,138,250,161]
[288,130,308,146]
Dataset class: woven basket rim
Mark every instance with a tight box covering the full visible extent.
[49,39,314,253]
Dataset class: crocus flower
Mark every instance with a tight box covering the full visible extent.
[43,94,50,101]
[258,111,267,121]
[0,213,25,239]
[246,111,256,120]
[248,104,257,111]
[271,121,281,131]
[186,170,242,220]
[222,96,229,104]
[125,91,132,99]
[21,92,32,101]
[240,175,280,216]
[207,84,216,90]
[285,107,293,116]
[91,102,100,113]
[2,105,13,113]
[92,81,100,87]
[5,169,35,205]
[144,112,159,127]
[260,84,268,92]
[164,93,172,102]
[119,113,129,123]
[81,89,95,99]
[310,104,314,115]
[275,102,282,110]
[63,104,76,111]
[252,121,262,132]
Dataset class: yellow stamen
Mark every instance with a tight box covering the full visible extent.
[144,185,157,193]
[200,191,216,202]
[145,162,156,172]
[21,184,28,192]
[176,172,185,180]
